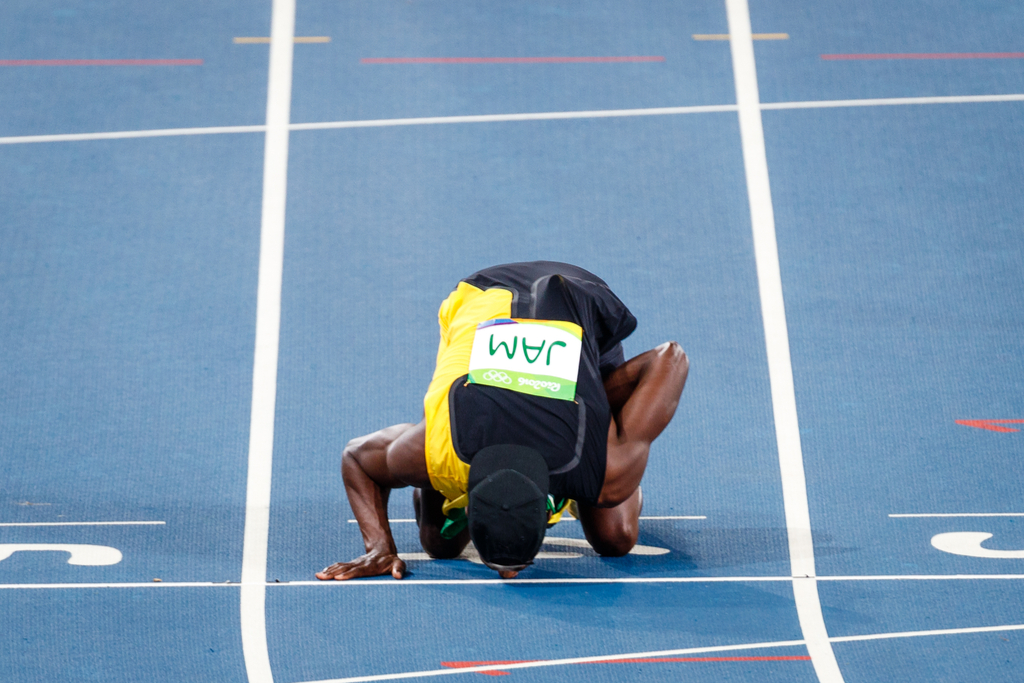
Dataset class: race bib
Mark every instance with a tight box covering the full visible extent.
[467,319,583,401]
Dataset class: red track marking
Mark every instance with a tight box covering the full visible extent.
[0,59,202,66]
[956,419,1024,433]
[441,655,811,676]
[440,662,522,678]
[822,53,1024,61]
[361,56,665,64]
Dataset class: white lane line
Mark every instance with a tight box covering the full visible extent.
[299,639,809,683]
[348,519,417,523]
[890,513,1024,518]
[817,574,1024,581]
[831,623,1024,644]
[239,0,294,682]
[551,515,708,522]
[724,2,844,683]
[345,515,706,523]
[288,104,737,131]
[0,521,166,526]
[0,124,265,145]
[5,573,1024,589]
[762,93,1024,110]
[1,94,1022,146]
[293,621,1024,683]
[277,574,1024,587]
[0,106,733,146]
[0,582,245,589]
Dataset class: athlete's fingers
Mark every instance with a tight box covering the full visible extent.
[319,553,403,581]
[335,560,374,580]
[333,566,361,581]
[391,558,406,580]
[315,563,342,580]
[317,568,344,580]
[317,560,359,580]
[335,559,382,581]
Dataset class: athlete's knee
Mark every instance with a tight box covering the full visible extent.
[588,520,638,557]
[660,341,688,369]
[420,529,468,559]
[418,493,469,559]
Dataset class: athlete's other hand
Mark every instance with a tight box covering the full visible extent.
[316,551,406,581]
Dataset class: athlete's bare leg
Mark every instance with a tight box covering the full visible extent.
[576,486,642,556]
[413,487,470,559]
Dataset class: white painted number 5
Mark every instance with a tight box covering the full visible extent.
[931,532,1024,559]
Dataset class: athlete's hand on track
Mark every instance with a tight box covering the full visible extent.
[316,551,406,581]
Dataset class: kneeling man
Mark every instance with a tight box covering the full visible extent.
[317,261,688,580]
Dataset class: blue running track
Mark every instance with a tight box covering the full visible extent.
[2,1,1023,682]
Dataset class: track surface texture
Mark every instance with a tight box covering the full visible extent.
[1,1,1022,682]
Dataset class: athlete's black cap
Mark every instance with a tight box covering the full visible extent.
[467,444,549,570]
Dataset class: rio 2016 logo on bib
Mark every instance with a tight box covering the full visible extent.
[467,318,583,401]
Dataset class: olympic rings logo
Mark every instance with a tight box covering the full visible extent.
[482,370,512,384]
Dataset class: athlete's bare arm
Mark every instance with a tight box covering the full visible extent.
[315,421,431,581]
[577,342,688,555]
[599,341,688,505]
